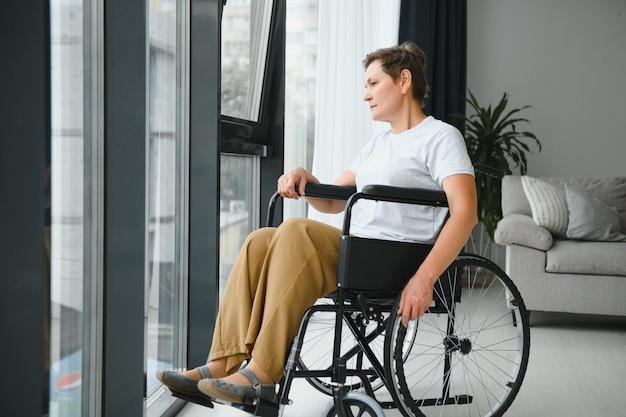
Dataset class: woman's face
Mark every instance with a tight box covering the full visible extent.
[363,60,404,123]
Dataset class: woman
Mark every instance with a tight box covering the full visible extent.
[157,42,477,405]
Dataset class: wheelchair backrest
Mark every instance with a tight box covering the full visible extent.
[337,235,433,292]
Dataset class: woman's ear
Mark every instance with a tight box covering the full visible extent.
[400,69,412,94]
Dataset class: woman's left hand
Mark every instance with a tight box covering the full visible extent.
[397,275,434,327]
[396,174,477,327]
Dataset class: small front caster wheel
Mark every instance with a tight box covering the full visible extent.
[321,392,385,417]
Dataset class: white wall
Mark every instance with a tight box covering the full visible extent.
[467,0,626,178]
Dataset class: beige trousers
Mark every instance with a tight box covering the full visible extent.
[209,217,342,382]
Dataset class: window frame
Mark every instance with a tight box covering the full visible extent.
[0,2,50,415]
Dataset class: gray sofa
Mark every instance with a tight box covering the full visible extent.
[494,175,626,316]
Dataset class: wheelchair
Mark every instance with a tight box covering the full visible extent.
[176,165,531,417]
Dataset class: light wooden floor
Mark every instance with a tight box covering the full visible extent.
[179,312,626,417]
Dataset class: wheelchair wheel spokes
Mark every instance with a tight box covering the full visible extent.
[385,255,530,417]
[298,298,388,395]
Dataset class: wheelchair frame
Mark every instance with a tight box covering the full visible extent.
[175,164,530,417]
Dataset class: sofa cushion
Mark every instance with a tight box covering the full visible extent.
[501,175,626,231]
[494,213,553,251]
[546,240,626,276]
[501,175,532,217]
[566,184,626,242]
[540,177,626,231]
[521,176,569,237]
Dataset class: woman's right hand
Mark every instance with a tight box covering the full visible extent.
[277,167,318,200]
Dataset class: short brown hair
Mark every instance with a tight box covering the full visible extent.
[363,42,429,106]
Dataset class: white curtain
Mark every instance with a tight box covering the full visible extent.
[308,0,401,227]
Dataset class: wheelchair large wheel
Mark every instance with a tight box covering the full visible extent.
[385,254,530,417]
[297,298,392,395]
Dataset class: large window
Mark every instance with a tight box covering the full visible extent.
[145,0,188,414]
[7,1,286,415]
[50,1,190,416]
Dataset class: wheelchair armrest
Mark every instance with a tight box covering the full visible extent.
[303,183,357,200]
[473,163,502,179]
[361,184,448,207]
[266,184,357,227]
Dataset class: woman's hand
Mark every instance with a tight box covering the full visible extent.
[397,174,478,327]
[277,167,317,200]
[278,168,356,213]
[397,275,434,327]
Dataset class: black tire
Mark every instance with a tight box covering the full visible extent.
[385,255,530,417]
[322,392,386,417]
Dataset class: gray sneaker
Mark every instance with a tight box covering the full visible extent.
[156,366,211,396]
[197,367,277,405]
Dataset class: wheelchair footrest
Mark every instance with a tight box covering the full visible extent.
[226,397,279,417]
[171,389,280,417]
[416,394,472,407]
[248,398,280,417]
[170,390,214,408]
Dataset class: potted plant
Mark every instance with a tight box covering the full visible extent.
[460,90,542,241]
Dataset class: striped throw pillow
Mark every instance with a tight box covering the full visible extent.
[521,176,568,237]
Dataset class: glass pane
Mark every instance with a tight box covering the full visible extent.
[284,0,319,219]
[146,0,187,413]
[220,155,259,299]
[221,0,274,121]
[49,1,89,416]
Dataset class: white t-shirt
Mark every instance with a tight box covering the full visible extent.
[348,116,474,243]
